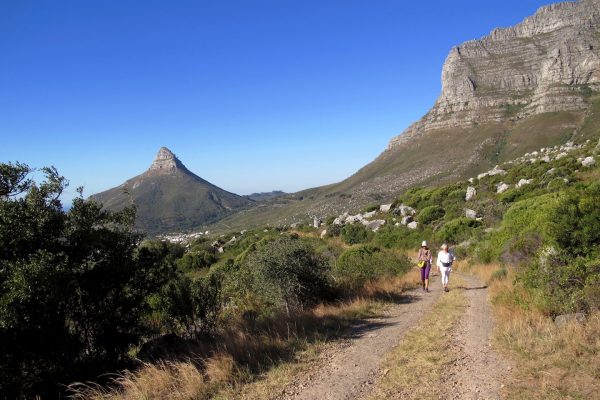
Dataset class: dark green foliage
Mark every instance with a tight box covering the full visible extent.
[363,204,379,213]
[227,238,333,316]
[156,274,221,337]
[0,163,176,398]
[334,245,412,290]
[341,223,372,245]
[177,249,217,272]
[546,183,600,256]
[326,223,342,237]
[325,215,336,225]
[417,205,445,225]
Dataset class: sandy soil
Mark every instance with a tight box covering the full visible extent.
[271,272,510,400]
[441,272,511,400]
[274,279,443,400]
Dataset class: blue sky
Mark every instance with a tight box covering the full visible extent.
[0,0,556,202]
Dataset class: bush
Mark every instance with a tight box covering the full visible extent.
[0,163,176,398]
[372,225,425,250]
[341,224,372,245]
[157,274,221,338]
[435,217,481,244]
[417,205,445,225]
[334,245,412,290]
[326,223,342,237]
[177,249,217,272]
[229,238,333,316]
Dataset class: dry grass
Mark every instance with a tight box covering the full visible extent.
[369,276,467,400]
[69,361,207,400]
[68,271,421,400]
[459,262,600,399]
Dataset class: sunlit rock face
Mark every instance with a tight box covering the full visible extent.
[389,0,600,149]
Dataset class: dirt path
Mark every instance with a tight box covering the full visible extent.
[272,272,511,400]
[274,278,443,400]
[442,272,510,400]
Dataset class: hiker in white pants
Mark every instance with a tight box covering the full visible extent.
[436,243,455,292]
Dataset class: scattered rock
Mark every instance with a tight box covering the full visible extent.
[401,215,413,225]
[555,152,568,160]
[407,221,419,230]
[581,156,595,167]
[516,178,533,188]
[395,204,416,217]
[496,183,510,194]
[379,204,392,213]
[555,313,586,327]
[465,186,477,201]
[364,219,386,232]
[320,229,327,239]
[465,208,477,219]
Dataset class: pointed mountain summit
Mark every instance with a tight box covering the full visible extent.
[90,147,251,234]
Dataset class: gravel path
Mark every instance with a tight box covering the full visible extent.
[274,279,443,400]
[442,272,511,400]
[271,272,511,400]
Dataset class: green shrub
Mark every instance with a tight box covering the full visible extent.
[228,238,333,316]
[334,245,412,290]
[363,204,380,213]
[341,223,372,245]
[417,205,445,225]
[372,225,425,250]
[326,223,342,237]
[157,274,221,338]
[435,217,481,244]
[546,183,600,256]
[177,249,217,272]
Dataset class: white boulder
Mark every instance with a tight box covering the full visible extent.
[465,209,477,219]
[496,183,510,194]
[516,178,533,188]
[379,204,392,213]
[407,221,419,230]
[581,156,596,167]
[465,186,476,201]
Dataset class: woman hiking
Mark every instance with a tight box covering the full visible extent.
[436,243,455,292]
[417,241,432,292]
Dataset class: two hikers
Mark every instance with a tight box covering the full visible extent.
[418,241,455,292]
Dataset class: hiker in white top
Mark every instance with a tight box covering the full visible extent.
[436,243,455,292]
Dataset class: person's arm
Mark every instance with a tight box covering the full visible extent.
[436,252,442,270]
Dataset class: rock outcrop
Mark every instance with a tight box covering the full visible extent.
[389,0,600,149]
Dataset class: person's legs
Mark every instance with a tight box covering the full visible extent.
[424,263,431,291]
[440,267,449,287]
[420,266,426,289]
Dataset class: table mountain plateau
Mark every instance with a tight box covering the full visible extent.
[210,0,600,232]
[90,147,252,233]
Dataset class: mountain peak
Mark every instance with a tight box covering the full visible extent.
[147,147,185,175]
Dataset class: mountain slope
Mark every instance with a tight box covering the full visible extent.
[210,0,600,232]
[90,147,252,233]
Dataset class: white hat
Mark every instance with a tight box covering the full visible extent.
[421,241,428,247]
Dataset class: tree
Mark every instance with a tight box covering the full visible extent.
[0,163,176,398]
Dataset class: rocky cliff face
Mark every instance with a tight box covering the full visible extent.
[146,147,187,176]
[389,0,600,148]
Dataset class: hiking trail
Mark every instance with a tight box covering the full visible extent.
[272,273,509,400]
